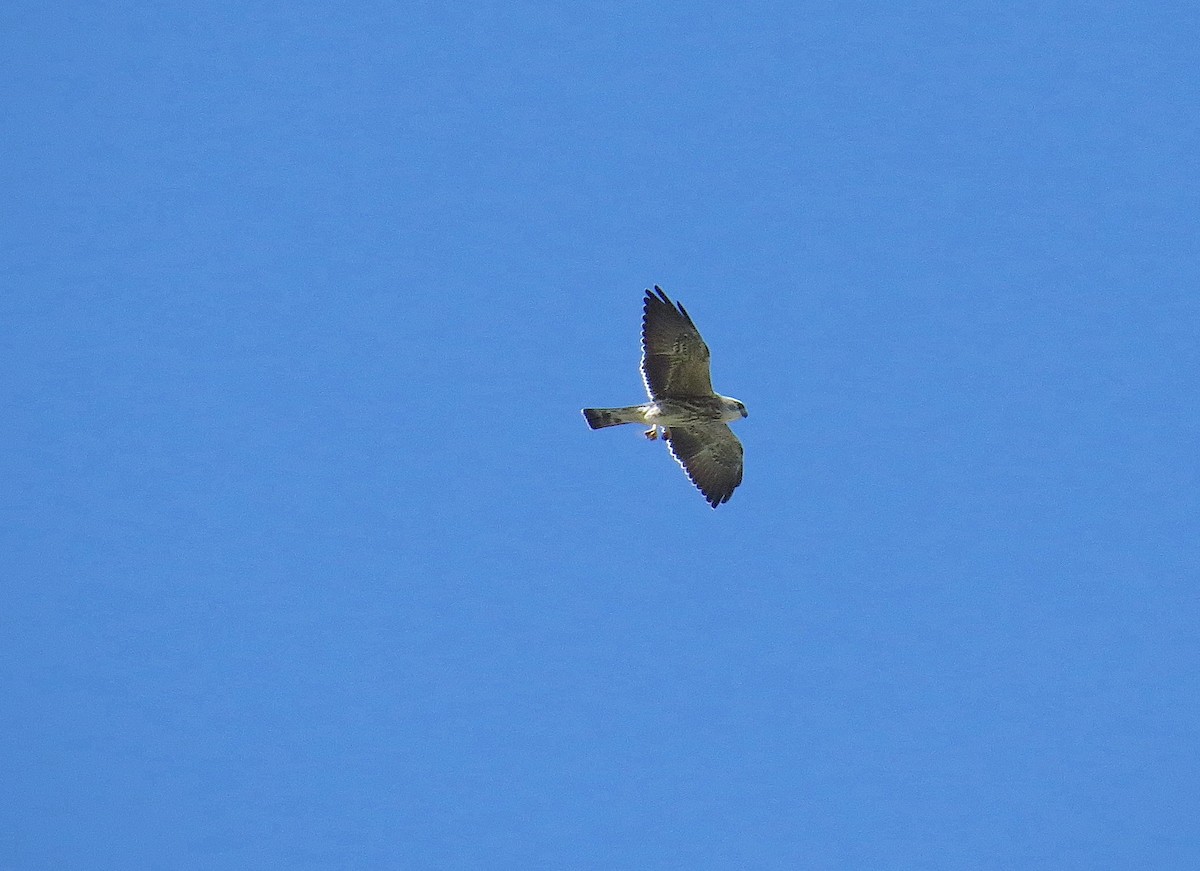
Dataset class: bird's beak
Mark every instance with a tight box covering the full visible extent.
[741,408,749,418]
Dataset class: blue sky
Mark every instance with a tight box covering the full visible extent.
[4,2,1199,868]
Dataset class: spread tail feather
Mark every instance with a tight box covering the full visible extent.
[582,406,645,430]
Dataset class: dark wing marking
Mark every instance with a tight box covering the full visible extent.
[666,423,743,508]
[641,286,714,399]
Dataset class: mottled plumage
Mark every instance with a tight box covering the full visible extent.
[582,287,748,508]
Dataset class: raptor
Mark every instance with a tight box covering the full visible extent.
[582,287,748,508]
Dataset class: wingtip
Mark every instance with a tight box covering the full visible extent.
[646,285,670,305]
[645,286,692,324]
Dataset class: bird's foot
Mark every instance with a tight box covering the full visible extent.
[644,427,659,440]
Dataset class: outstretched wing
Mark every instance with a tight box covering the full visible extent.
[666,423,744,508]
[641,286,714,399]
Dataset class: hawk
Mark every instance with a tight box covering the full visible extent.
[582,286,748,508]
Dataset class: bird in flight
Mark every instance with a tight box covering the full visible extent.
[582,286,748,508]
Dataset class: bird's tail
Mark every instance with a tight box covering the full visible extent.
[582,406,646,430]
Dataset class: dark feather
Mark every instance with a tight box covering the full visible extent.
[665,423,744,508]
[641,286,714,399]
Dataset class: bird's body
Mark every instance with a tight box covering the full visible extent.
[583,397,745,430]
[582,286,748,508]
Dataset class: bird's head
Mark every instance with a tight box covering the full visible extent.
[721,396,748,420]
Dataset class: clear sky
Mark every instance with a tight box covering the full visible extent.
[4,2,1199,868]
